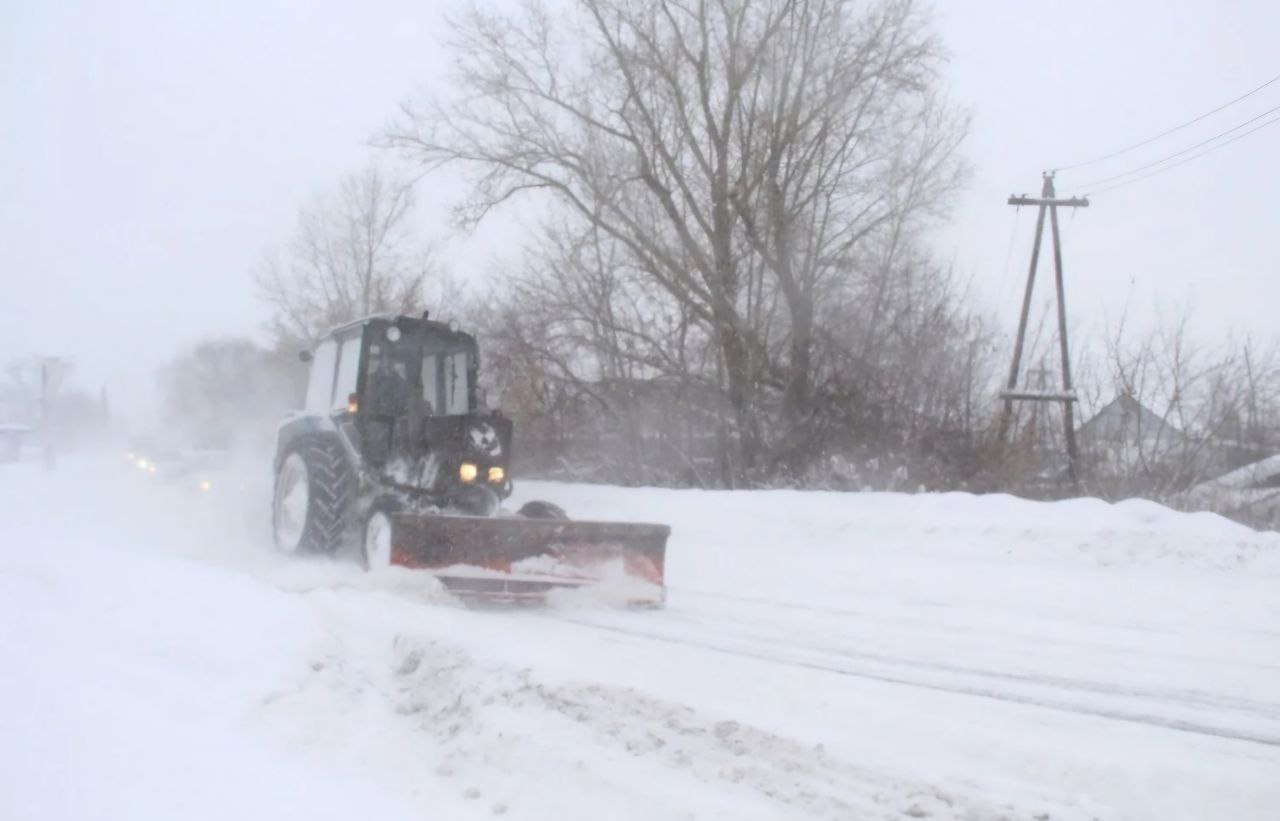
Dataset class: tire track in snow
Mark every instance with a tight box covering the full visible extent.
[552,614,1280,749]
[648,604,1280,722]
[678,586,1280,642]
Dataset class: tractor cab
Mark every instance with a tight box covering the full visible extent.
[294,314,513,509]
[360,316,473,418]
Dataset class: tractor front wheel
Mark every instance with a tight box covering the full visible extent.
[361,504,398,570]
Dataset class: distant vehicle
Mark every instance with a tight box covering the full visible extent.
[126,439,229,492]
[0,424,36,462]
[271,312,669,605]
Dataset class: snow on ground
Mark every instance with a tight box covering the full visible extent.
[2,450,1279,820]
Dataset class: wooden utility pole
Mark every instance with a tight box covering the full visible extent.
[997,173,1088,488]
[39,356,68,470]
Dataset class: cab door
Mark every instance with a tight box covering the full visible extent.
[303,339,339,415]
[331,330,366,454]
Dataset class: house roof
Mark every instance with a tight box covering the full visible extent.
[1077,393,1181,439]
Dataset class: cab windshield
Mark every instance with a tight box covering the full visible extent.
[421,349,470,415]
[364,339,413,418]
[364,325,473,417]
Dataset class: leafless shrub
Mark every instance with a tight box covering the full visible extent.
[255,163,442,349]
[1076,306,1280,515]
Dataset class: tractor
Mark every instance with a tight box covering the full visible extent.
[271,313,668,605]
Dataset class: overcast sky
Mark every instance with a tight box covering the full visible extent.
[2,0,1277,416]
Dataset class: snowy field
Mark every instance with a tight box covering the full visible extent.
[3,452,1279,820]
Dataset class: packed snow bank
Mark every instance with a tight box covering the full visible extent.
[3,455,1279,820]
[514,481,1280,575]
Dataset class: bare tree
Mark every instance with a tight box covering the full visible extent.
[1078,306,1280,501]
[791,237,1000,486]
[0,357,105,450]
[730,0,966,436]
[468,220,726,484]
[157,338,299,448]
[386,0,964,484]
[256,164,438,347]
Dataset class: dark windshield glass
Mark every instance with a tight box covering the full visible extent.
[365,340,412,417]
[366,329,471,417]
[442,350,469,415]
[421,347,471,416]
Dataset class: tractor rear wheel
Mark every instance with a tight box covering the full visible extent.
[272,439,353,555]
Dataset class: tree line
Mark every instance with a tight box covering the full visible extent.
[150,0,1280,527]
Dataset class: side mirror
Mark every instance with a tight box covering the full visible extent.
[299,350,313,363]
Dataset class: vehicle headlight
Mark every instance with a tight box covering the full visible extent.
[136,458,150,470]
[459,462,478,483]
[198,479,212,492]
[487,466,505,484]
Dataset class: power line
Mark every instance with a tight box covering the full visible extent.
[1054,70,1280,172]
[1083,111,1280,196]
[1070,102,1280,189]
[994,207,1024,307]
[1060,205,1079,245]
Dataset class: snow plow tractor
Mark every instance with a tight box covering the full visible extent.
[271,313,669,606]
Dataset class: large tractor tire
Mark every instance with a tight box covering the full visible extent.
[272,438,354,555]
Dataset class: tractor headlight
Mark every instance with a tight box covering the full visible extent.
[487,466,505,484]
[459,462,478,483]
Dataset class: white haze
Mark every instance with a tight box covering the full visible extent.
[2,0,1279,414]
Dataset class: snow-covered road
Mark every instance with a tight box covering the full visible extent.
[3,453,1278,820]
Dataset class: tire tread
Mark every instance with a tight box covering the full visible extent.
[298,438,354,554]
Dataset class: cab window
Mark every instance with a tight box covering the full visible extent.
[444,351,469,415]
[365,341,412,417]
[304,340,338,413]
[421,354,439,414]
[332,335,362,413]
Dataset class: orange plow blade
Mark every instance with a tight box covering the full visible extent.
[389,513,669,606]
